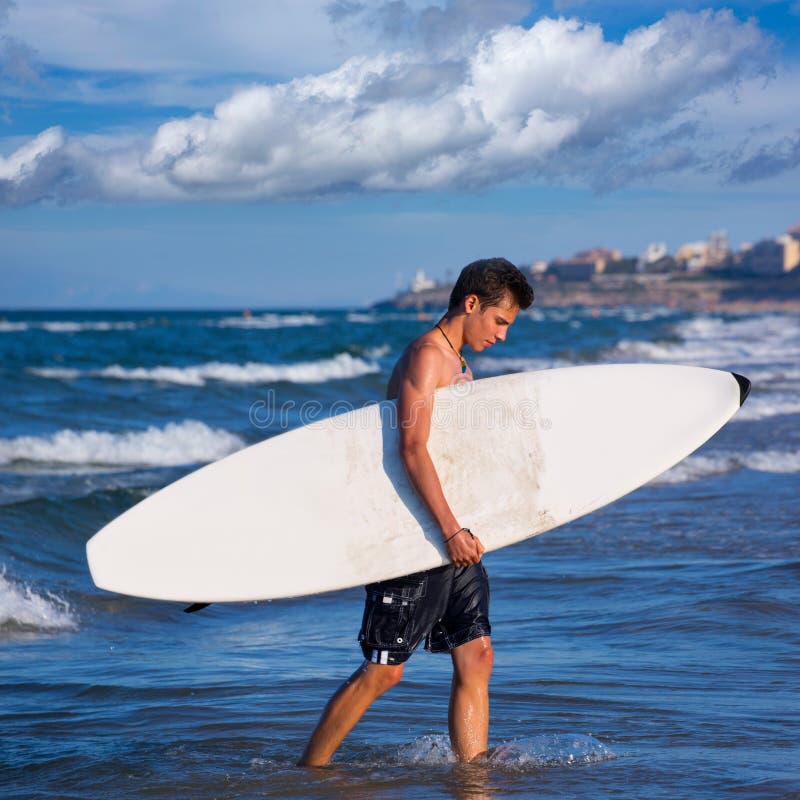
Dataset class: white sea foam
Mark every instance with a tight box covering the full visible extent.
[748,450,800,473]
[526,305,676,323]
[0,420,244,468]
[652,454,740,484]
[346,312,379,323]
[652,449,800,484]
[472,356,571,375]
[210,313,323,329]
[364,345,391,359]
[614,313,800,370]
[617,306,677,323]
[27,367,82,380]
[27,353,380,386]
[98,364,208,386]
[1,320,137,333]
[744,365,800,384]
[0,571,78,633]
[99,353,379,385]
[0,321,28,332]
[732,393,800,421]
[40,321,137,332]
[345,312,428,323]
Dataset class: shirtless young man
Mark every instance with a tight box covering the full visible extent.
[299,258,534,767]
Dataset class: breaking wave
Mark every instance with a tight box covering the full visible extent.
[472,356,571,374]
[40,321,138,333]
[613,313,800,370]
[208,313,324,329]
[652,449,800,484]
[732,393,800,421]
[345,312,432,323]
[0,420,244,468]
[0,571,78,633]
[0,320,137,333]
[27,352,380,386]
[27,367,81,380]
[0,321,29,332]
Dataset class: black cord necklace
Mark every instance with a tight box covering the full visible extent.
[435,323,467,374]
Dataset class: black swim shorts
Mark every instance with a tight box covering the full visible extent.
[358,562,491,665]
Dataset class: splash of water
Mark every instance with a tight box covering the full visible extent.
[0,569,79,633]
[392,732,615,770]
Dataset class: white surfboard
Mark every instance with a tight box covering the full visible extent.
[86,364,750,603]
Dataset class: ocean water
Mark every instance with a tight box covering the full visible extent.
[1,306,798,800]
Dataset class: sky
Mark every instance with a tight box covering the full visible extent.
[1,0,799,308]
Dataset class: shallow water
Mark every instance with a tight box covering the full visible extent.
[1,307,799,799]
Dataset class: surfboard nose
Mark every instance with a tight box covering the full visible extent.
[731,373,751,407]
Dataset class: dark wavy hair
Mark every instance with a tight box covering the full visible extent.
[448,258,534,311]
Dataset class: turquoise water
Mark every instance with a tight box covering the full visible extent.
[1,307,798,799]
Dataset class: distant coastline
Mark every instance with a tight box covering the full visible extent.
[375,222,800,313]
[373,272,800,313]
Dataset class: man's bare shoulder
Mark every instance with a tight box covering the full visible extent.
[407,333,448,361]
[387,333,449,399]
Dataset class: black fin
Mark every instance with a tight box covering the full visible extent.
[731,373,751,407]
[184,603,211,614]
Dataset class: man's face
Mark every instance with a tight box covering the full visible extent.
[464,293,520,352]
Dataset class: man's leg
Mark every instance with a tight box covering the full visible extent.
[298,660,404,767]
[448,635,493,762]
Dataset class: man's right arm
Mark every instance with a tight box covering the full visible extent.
[396,345,483,567]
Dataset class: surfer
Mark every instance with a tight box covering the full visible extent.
[299,258,534,766]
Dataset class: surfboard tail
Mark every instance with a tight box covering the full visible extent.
[731,373,751,407]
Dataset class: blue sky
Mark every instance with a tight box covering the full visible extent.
[1,0,799,308]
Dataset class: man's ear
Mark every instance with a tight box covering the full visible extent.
[464,294,480,314]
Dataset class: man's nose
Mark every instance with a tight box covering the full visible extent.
[496,328,507,342]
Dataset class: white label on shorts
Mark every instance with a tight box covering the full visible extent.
[371,650,390,665]
[383,595,393,604]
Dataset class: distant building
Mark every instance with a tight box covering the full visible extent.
[739,237,800,275]
[410,270,436,292]
[732,242,751,269]
[548,260,595,281]
[529,259,548,275]
[672,231,731,272]
[778,235,800,272]
[572,247,622,274]
[638,242,668,272]
[707,230,730,266]
[548,246,621,281]
[675,241,710,272]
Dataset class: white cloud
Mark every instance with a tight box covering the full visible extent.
[1,9,787,206]
[0,126,73,203]
[334,0,532,48]
[2,0,344,76]
[0,124,62,180]
[0,0,40,88]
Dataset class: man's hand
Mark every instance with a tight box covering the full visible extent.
[445,528,485,568]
